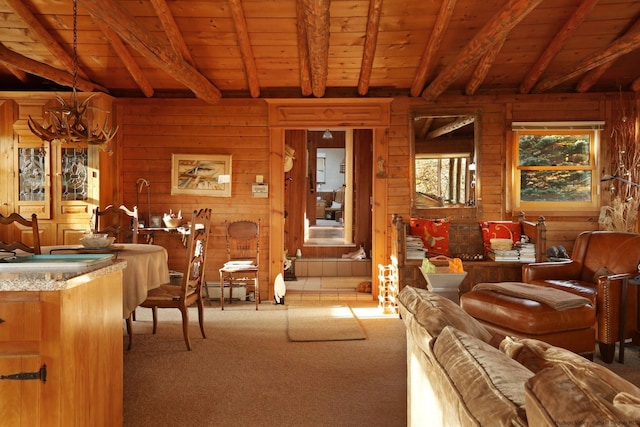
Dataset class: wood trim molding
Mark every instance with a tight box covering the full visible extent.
[266,98,392,300]
[266,98,392,128]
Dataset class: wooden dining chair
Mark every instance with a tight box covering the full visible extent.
[129,208,211,351]
[219,219,260,310]
[94,204,139,243]
[0,212,42,255]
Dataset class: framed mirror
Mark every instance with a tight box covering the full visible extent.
[411,110,479,214]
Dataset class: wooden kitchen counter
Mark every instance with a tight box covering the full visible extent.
[0,262,126,426]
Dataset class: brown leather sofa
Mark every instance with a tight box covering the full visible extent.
[523,231,640,363]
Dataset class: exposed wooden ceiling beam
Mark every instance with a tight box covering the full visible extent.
[5,65,28,83]
[229,0,260,98]
[421,0,543,101]
[631,74,640,92]
[77,0,221,104]
[357,0,383,96]
[426,116,474,139]
[302,0,330,97]
[533,28,640,93]
[150,0,196,68]
[417,117,434,140]
[0,43,105,92]
[465,38,506,96]
[519,0,598,94]
[4,0,89,80]
[410,0,458,97]
[93,19,154,98]
[576,17,640,93]
[296,0,313,96]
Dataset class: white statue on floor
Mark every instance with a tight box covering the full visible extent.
[274,273,286,304]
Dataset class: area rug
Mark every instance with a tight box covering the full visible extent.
[287,304,366,342]
[320,276,370,289]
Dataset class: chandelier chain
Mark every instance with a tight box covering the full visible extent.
[72,0,78,96]
[27,0,118,152]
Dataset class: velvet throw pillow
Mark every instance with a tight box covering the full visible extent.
[479,221,522,255]
[409,217,450,256]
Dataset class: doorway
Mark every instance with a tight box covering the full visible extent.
[284,128,372,259]
[305,130,352,246]
[265,98,391,301]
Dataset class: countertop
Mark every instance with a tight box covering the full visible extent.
[0,260,127,292]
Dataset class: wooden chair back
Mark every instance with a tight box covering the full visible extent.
[225,219,260,264]
[133,208,212,351]
[94,205,139,243]
[0,213,41,254]
[180,208,212,301]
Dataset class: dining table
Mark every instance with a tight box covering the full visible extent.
[42,243,170,318]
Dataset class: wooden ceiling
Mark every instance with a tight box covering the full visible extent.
[1,0,639,103]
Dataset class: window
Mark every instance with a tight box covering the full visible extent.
[512,122,602,211]
[415,155,470,206]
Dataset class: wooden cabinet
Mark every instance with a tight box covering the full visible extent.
[0,268,123,426]
[0,96,117,247]
[14,136,99,245]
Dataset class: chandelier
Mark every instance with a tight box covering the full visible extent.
[28,0,117,151]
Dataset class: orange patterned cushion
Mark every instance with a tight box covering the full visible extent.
[409,217,450,256]
[479,221,521,255]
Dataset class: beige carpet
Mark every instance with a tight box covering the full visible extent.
[287,303,366,341]
[320,276,370,289]
[124,301,406,427]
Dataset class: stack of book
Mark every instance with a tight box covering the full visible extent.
[487,249,520,262]
[515,242,536,263]
[406,235,427,260]
[487,243,536,262]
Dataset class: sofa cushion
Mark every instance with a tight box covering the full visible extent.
[432,326,533,426]
[500,336,640,424]
[398,286,493,343]
[409,217,451,256]
[525,365,640,426]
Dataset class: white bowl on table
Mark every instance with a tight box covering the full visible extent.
[80,234,115,249]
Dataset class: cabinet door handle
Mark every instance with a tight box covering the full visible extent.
[0,364,47,383]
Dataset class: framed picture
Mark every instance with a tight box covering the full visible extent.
[171,154,232,197]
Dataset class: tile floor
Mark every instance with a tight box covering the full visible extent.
[285,277,374,302]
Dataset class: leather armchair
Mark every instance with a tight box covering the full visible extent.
[523,231,640,363]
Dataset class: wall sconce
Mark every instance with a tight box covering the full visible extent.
[322,129,333,139]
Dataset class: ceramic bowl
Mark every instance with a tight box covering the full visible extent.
[80,234,115,249]
[163,218,182,228]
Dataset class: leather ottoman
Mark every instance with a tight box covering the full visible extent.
[460,287,596,357]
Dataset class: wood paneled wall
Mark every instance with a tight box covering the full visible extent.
[115,98,271,300]
[389,92,631,255]
[1,92,636,299]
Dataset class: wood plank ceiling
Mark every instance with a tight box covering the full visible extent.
[0,0,639,103]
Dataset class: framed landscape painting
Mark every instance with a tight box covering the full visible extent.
[171,154,232,197]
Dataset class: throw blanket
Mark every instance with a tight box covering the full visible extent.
[473,282,591,311]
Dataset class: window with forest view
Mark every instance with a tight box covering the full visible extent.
[513,127,599,210]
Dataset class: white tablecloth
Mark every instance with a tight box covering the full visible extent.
[43,244,170,318]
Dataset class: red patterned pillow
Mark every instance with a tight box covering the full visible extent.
[409,217,450,256]
[479,221,521,255]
